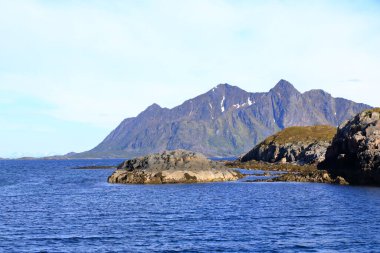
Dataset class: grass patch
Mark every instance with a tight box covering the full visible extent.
[260,125,336,146]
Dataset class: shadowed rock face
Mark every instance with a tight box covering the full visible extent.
[108,150,242,184]
[67,79,370,158]
[269,171,348,185]
[321,109,380,185]
[240,126,337,165]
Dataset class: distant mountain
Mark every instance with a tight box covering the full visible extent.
[69,79,371,158]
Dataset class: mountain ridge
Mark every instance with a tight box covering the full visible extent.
[63,80,371,159]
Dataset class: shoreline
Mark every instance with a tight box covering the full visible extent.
[227,160,349,185]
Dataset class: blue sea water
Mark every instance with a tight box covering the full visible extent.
[1,160,380,253]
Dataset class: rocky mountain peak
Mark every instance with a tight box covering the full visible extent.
[271,79,300,95]
[137,103,165,117]
[209,83,240,94]
[216,83,230,88]
[217,83,242,90]
[146,103,162,110]
[204,84,252,114]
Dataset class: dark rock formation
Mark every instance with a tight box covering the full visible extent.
[321,108,380,185]
[240,126,337,165]
[65,79,370,158]
[228,159,348,184]
[269,170,348,185]
[108,150,242,184]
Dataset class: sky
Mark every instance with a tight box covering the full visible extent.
[0,0,379,158]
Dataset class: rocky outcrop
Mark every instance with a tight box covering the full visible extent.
[240,126,336,165]
[228,160,348,184]
[321,109,380,185]
[269,170,348,185]
[108,150,242,184]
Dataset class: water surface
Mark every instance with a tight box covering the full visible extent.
[1,160,379,252]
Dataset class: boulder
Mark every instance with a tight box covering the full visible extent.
[108,149,242,184]
[321,109,380,185]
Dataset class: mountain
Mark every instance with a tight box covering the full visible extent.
[69,79,371,158]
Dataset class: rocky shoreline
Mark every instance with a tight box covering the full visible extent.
[231,109,380,186]
[227,160,348,185]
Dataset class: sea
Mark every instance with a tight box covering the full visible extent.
[1,159,380,253]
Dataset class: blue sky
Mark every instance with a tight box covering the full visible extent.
[0,0,379,157]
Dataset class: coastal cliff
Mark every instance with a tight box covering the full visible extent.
[321,108,380,185]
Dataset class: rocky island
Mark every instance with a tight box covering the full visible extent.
[108,150,242,184]
[240,125,336,165]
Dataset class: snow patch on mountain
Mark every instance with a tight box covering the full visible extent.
[221,96,225,112]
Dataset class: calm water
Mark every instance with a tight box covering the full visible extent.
[1,160,380,253]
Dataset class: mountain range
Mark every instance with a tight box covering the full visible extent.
[65,79,371,159]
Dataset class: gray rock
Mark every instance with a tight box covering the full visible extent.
[269,170,348,185]
[243,141,331,165]
[108,150,242,184]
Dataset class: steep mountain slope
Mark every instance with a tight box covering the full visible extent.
[72,80,371,158]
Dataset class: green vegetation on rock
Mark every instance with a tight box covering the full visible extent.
[261,125,336,146]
